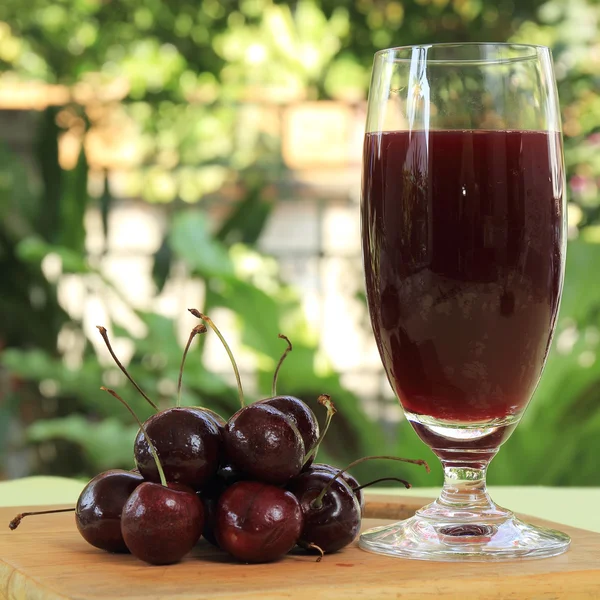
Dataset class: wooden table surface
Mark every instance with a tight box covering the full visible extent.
[1,495,599,599]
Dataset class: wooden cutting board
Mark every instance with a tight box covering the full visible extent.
[1,494,599,600]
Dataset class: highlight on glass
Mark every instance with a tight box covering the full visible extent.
[360,43,569,561]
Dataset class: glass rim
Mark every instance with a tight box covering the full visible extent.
[374,42,551,65]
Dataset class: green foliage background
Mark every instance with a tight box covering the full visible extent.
[0,0,599,486]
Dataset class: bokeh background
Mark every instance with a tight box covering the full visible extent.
[0,0,599,488]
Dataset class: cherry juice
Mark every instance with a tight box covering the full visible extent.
[362,130,564,423]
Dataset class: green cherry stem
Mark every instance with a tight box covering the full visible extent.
[302,394,336,466]
[9,508,75,531]
[311,455,430,509]
[176,324,207,408]
[101,387,167,488]
[188,308,244,408]
[272,334,292,397]
[96,326,158,412]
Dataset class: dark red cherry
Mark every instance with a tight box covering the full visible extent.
[75,469,144,553]
[224,403,304,485]
[199,465,246,547]
[311,463,364,515]
[121,482,204,565]
[287,470,361,554]
[258,396,319,467]
[134,407,221,490]
[199,408,226,429]
[195,407,226,462]
[198,489,221,547]
[214,464,244,486]
[216,481,303,563]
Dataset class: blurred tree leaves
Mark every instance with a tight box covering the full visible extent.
[0,0,599,486]
[0,138,69,352]
[169,211,234,279]
[17,238,90,273]
[28,416,138,473]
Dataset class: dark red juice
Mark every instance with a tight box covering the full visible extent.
[362,130,564,422]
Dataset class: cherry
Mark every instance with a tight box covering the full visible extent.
[257,335,320,467]
[121,481,203,565]
[98,323,223,490]
[9,470,145,555]
[289,455,430,554]
[202,408,226,429]
[259,395,319,467]
[199,465,246,547]
[309,463,365,515]
[287,469,361,554]
[308,464,412,517]
[188,311,306,485]
[216,480,303,563]
[199,488,222,547]
[224,403,305,485]
[259,335,320,466]
[103,387,204,565]
[134,406,221,490]
[131,316,230,490]
[214,463,244,486]
[75,469,144,553]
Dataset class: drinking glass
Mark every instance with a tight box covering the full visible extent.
[360,43,569,560]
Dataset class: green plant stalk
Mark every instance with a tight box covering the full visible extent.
[101,387,167,487]
[177,324,207,407]
[96,326,158,411]
[188,308,244,408]
[272,333,292,397]
[303,394,336,466]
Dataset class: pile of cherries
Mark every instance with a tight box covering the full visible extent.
[9,309,428,565]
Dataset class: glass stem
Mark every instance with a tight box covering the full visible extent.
[417,451,512,522]
[437,459,495,513]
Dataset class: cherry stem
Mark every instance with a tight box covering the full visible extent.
[9,508,75,531]
[188,308,244,408]
[96,326,158,412]
[302,394,336,466]
[299,540,325,562]
[272,334,292,397]
[353,477,411,493]
[311,455,430,509]
[177,324,207,408]
[101,387,168,488]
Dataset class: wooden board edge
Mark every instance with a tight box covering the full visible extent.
[0,558,71,600]
[363,493,431,519]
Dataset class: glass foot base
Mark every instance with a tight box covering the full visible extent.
[359,512,570,561]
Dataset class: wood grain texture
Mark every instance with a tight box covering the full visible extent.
[1,495,599,600]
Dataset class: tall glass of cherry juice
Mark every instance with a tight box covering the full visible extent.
[360,44,569,560]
